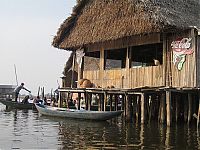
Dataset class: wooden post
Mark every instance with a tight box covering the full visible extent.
[104,92,107,111]
[71,52,76,88]
[58,91,62,108]
[132,95,137,121]
[160,93,166,124]
[84,92,88,110]
[115,95,118,111]
[188,93,193,125]
[98,94,101,111]
[125,94,130,121]
[100,48,104,87]
[78,93,81,110]
[109,94,113,111]
[88,93,91,111]
[121,95,124,111]
[197,95,200,128]
[175,94,180,123]
[166,91,172,126]
[141,93,147,124]
[136,95,141,123]
[184,94,188,122]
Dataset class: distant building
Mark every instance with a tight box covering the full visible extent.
[0,85,16,98]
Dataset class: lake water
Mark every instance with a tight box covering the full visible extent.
[0,103,199,150]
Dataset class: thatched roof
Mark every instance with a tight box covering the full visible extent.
[52,0,200,51]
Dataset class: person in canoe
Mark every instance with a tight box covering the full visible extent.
[14,83,31,102]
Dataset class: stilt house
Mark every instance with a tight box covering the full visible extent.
[53,0,200,90]
[53,0,200,125]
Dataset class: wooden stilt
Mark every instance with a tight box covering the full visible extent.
[103,92,107,111]
[122,95,126,116]
[84,92,88,110]
[184,94,188,123]
[88,93,92,111]
[197,97,200,128]
[175,94,180,123]
[132,95,137,121]
[148,95,152,123]
[136,95,141,123]
[166,91,172,126]
[109,94,113,111]
[78,93,81,110]
[115,95,118,111]
[121,95,124,111]
[160,93,166,124]
[58,91,62,108]
[188,93,193,125]
[98,94,103,111]
[125,94,132,122]
[141,93,147,124]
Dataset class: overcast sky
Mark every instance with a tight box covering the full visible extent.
[0,0,76,95]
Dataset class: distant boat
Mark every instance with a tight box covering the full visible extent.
[35,103,123,121]
[0,98,35,109]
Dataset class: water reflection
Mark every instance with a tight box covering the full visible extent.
[0,103,199,149]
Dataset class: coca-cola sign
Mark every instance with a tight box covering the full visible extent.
[171,38,193,70]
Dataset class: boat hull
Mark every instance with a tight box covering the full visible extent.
[0,99,35,109]
[35,103,123,121]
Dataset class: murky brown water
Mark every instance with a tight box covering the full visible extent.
[0,103,199,150]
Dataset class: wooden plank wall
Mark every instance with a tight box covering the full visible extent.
[83,66,164,88]
[168,29,197,88]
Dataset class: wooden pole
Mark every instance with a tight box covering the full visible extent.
[115,95,118,111]
[188,93,193,125]
[132,95,137,121]
[109,94,113,111]
[197,96,200,129]
[160,92,166,124]
[14,64,18,86]
[58,91,62,108]
[141,93,147,124]
[71,52,76,88]
[98,94,101,111]
[136,95,141,123]
[175,94,180,123]
[184,94,188,122]
[88,93,91,111]
[78,93,81,110]
[104,92,107,111]
[166,91,172,126]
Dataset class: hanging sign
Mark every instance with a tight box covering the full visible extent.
[76,48,85,68]
[171,38,193,70]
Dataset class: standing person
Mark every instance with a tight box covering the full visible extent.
[14,83,31,102]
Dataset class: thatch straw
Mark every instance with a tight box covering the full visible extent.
[52,0,200,51]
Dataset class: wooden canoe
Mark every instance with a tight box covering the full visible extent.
[0,99,35,109]
[35,103,123,121]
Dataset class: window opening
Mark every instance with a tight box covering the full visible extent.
[130,43,163,68]
[104,48,127,70]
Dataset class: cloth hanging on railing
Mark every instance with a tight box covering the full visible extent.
[76,48,85,68]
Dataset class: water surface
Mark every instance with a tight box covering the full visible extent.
[0,103,199,149]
